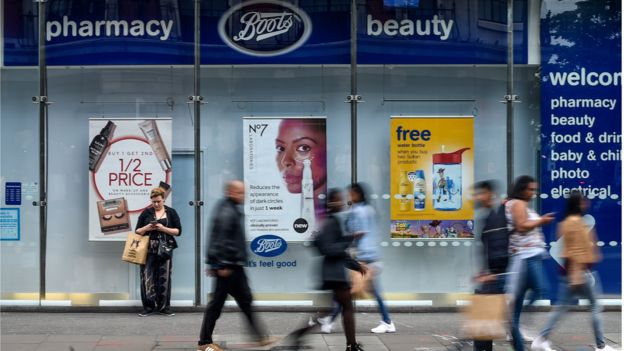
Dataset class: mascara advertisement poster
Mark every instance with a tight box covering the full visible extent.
[390,117,474,239]
[243,117,326,242]
[88,118,172,241]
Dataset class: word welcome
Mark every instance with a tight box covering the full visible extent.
[548,68,621,87]
[46,16,174,42]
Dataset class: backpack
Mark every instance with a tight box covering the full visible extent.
[481,204,510,273]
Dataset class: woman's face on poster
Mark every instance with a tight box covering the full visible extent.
[275,120,327,193]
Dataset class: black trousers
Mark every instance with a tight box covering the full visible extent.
[198,266,265,345]
[140,252,172,311]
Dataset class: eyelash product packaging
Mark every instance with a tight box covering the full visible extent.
[97,197,131,233]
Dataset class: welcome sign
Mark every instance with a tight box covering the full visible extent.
[540,0,621,295]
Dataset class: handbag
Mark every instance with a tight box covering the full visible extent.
[157,233,174,260]
[461,293,508,340]
[156,233,174,260]
[349,261,372,299]
[121,232,149,265]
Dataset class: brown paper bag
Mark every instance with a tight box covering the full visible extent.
[121,232,149,265]
[461,294,508,340]
[350,262,373,300]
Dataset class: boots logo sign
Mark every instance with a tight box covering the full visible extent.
[251,235,288,257]
[218,0,312,57]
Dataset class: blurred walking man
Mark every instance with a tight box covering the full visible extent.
[197,180,274,351]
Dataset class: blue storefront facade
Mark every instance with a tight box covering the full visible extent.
[1,0,620,307]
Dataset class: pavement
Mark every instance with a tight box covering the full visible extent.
[0,311,621,351]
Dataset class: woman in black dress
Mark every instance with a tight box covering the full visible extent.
[314,188,365,351]
[135,187,182,316]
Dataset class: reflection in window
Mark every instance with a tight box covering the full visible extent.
[479,0,526,23]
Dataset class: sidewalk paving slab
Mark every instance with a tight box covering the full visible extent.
[2,335,49,344]
[0,345,39,351]
[37,342,97,351]
[44,335,102,343]
[606,333,623,345]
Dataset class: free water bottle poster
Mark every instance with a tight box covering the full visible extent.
[243,117,327,242]
[390,117,474,239]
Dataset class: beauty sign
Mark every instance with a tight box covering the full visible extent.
[390,117,474,239]
[88,118,172,241]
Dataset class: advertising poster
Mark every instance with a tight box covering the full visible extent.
[540,1,621,294]
[88,118,172,241]
[390,117,474,239]
[244,117,327,242]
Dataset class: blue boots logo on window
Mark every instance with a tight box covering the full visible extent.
[218,0,312,57]
[251,235,288,257]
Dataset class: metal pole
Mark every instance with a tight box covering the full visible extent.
[192,0,203,307]
[349,0,358,184]
[35,0,48,302]
[506,0,515,191]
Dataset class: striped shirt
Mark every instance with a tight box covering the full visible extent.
[505,199,546,258]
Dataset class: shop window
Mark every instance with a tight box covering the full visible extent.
[479,0,526,24]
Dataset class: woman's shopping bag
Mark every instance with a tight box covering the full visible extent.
[121,232,149,265]
[350,262,373,299]
[461,294,508,340]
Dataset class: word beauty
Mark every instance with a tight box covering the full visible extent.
[550,114,595,128]
[47,16,174,41]
[367,15,454,40]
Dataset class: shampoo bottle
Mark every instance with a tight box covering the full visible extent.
[398,171,411,211]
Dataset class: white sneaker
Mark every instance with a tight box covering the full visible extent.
[521,327,535,342]
[320,322,334,334]
[317,316,332,325]
[371,321,396,334]
[597,345,620,351]
[531,336,555,351]
[318,316,334,334]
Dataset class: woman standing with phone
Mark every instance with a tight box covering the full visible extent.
[135,187,182,317]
